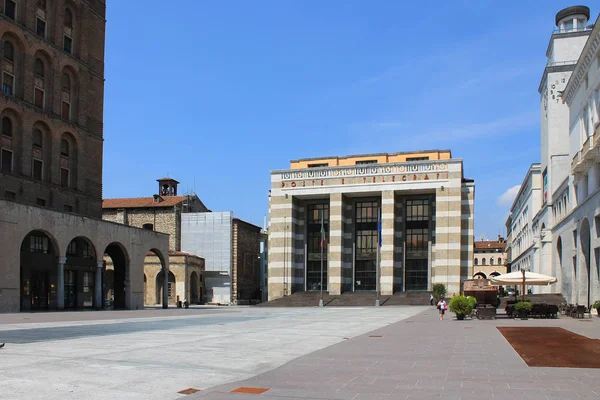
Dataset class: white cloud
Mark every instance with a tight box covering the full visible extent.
[497,185,521,207]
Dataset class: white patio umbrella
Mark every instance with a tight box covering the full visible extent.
[490,270,557,302]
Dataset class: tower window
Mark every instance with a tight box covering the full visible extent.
[32,159,43,181]
[62,73,71,91]
[3,41,14,62]
[36,17,46,38]
[1,148,12,173]
[61,101,71,120]
[34,87,45,108]
[60,138,69,157]
[143,223,154,231]
[2,116,12,137]
[63,35,73,54]
[60,167,70,188]
[65,8,73,28]
[34,59,44,77]
[2,72,14,95]
[4,0,16,20]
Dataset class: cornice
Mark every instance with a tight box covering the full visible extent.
[564,16,600,105]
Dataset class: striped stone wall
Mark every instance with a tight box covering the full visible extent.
[380,191,395,295]
[328,193,344,295]
[393,196,404,292]
[461,182,475,285]
[342,197,353,292]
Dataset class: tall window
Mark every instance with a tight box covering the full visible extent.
[482,258,487,265]
[61,73,71,120]
[36,16,46,38]
[490,258,494,265]
[306,203,328,291]
[32,129,43,181]
[2,116,12,137]
[60,138,70,188]
[354,201,379,291]
[64,8,74,54]
[497,257,502,265]
[34,59,45,108]
[474,258,478,265]
[4,0,16,20]
[30,235,49,253]
[1,148,12,173]
[2,44,14,96]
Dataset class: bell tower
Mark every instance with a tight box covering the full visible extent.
[157,177,179,197]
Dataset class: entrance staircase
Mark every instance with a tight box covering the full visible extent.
[257,291,432,307]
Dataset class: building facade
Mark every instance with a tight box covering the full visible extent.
[557,10,600,306]
[102,178,208,305]
[181,212,262,304]
[267,150,475,300]
[0,0,170,313]
[472,236,507,280]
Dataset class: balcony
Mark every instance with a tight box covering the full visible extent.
[581,136,591,161]
[593,121,600,151]
[571,150,584,173]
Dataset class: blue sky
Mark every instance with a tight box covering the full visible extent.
[102,1,594,238]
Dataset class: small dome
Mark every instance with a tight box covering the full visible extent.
[555,5,590,26]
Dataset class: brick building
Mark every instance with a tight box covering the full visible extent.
[103,178,208,305]
[0,0,170,312]
[472,236,508,280]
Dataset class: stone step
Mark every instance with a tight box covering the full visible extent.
[257,291,432,307]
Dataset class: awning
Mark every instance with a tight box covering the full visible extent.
[490,271,557,286]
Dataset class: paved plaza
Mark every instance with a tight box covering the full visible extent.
[1,306,600,400]
[0,306,425,399]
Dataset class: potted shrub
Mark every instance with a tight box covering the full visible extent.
[449,295,473,320]
[432,283,447,303]
[466,296,477,310]
[593,300,600,317]
[514,301,532,319]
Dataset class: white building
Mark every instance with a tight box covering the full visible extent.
[507,165,542,280]
[557,10,600,306]
[506,6,593,297]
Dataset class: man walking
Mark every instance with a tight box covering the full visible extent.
[430,294,434,306]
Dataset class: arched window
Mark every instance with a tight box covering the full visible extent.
[3,41,14,62]
[65,8,73,28]
[62,73,70,91]
[2,116,12,137]
[482,258,486,265]
[474,258,478,265]
[497,257,502,265]
[34,58,44,77]
[60,138,69,156]
[32,128,44,181]
[490,258,494,265]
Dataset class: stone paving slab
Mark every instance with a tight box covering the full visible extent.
[190,308,600,400]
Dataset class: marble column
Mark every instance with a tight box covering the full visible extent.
[95,260,103,310]
[328,193,344,295]
[57,257,66,310]
[162,267,169,309]
[380,191,395,295]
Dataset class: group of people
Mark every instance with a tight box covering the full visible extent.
[429,294,449,320]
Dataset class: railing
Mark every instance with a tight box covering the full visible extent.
[593,122,600,150]
[552,26,592,34]
[581,136,591,160]
[571,151,582,172]
[546,60,578,68]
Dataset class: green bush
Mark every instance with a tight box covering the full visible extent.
[466,296,477,309]
[448,295,473,317]
[592,300,600,310]
[432,283,446,302]
[514,301,532,312]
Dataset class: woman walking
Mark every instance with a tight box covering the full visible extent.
[437,298,447,320]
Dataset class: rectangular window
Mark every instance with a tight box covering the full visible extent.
[584,73,588,90]
[406,156,429,162]
[36,17,46,38]
[36,198,46,207]
[64,205,73,212]
[4,0,16,19]
[307,163,328,168]
[2,72,14,95]
[5,190,15,200]
[61,101,71,120]
[63,35,73,54]
[60,167,69,188]
[34,87,45,108]
[30,235,48,253]
[573,229,578,248]
[32,158,43,180]
[1,148,12,172]
[67,241,77,255]
[355,160,377,165]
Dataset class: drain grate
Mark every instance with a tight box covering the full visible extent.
[178,388,200,395]
[578,320,593,322]
[231,387,270,394]
[369,335,383,338]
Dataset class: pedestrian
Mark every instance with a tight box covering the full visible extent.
[0,343,4,349]
[437,298,447,320]
[429,294,434,306]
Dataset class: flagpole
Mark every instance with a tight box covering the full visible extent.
[319,209,324,307]
[376,209,381,307]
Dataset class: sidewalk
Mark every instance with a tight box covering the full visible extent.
[190,308,600,400]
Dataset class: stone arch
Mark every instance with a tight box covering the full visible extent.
[156,270,175,306]
[145,248,168,307]
[103,242,129,310]
[190,271,200,304]
[489,271,501,277]
[59,132,78,189]
[20,229,60,311]
[64,236,97,309]
[579,218,591,307]
[473,271,487,279]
